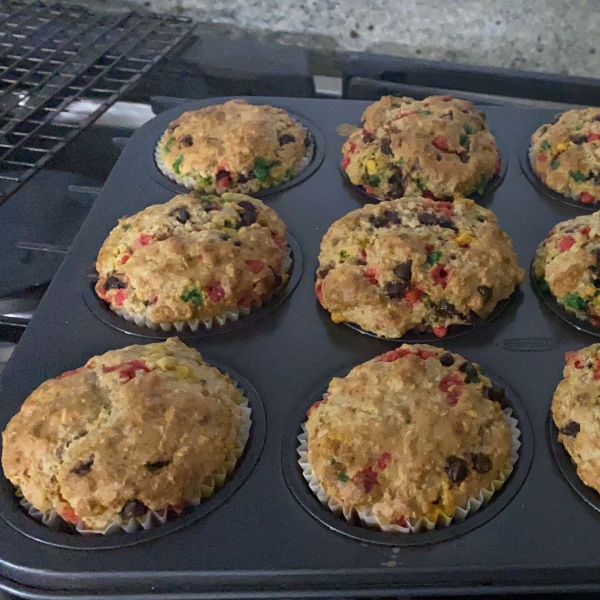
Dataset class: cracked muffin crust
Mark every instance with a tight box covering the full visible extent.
[156,99,311,195]
[533,212,600,329]
[95,192,289,329]
[1,338,246,531]
[315,196,523,339]
[530,108,600,205]
[340,95,500,201]
[305,344,512,525]
[552,344,600,494]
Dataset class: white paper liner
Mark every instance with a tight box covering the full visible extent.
[19,396,252,535]
[297,407,521,534]
[155,120,313,194]
[108,246,293,333]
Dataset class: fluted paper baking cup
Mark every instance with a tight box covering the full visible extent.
[155,121,313,194]
[297,407,520,533]
[20,398,252,535]
[108,247,292,333]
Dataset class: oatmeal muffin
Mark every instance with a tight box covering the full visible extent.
[95,192,289,331]
[1,338,249,532]
[530,108,600,205]
[552,343,600,494]
[156,99,311,194]
[304,344,513,526]
[533,212,600,328]
[315,196,523,339]
[341,95,500,201]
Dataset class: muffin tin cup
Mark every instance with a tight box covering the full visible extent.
[530,263,600,338]
[338,157,507,206]
[84,236,303,339]
[145,110,325,199]
[342,293,514,343]
[548,414,600,514]
[15,400,252,536]
[519,141,599,212]
[297,406,520,534]
[0,361,266,549]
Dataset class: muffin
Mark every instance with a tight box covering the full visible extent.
[315,196,523,338]
[530,108,600,205]
[301,344,516,530]
[1,338,250,533]
[156,99,311,195]
[95,192,290,331]
[341,95,500,201]
[552,344,600,494]
[533,212,600,328]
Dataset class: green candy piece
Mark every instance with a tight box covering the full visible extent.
[121,224,131,231]
[180,285,203,307]
[172,154,184,174]
[463,124,477,135]
[164,136,175,153]
[563,292,587,311]
[475,175,489,195]
[537,278,550,292]
[540,140,551,151]
[338,473,350,483]
[550,160,560,171]
[427,250,442,265]
[368,174,381,186]
[459,133,469,148]
[339,249,349,262]
[569,170,587,183]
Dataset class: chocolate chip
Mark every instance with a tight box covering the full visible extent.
[387,171,405,198]
[370,214,388,228]
[386,281,407,299]
[278,134,296,145]
[363,131,376,143]
[445,456,468,484]
[180,134,193,147]
[470,453,492,474]
[237,173,249,183]
[477,286,493,303]
[393,260,412,281]
[318,264,333,278]
[552,113,563,124]
[121,499,148,519]
[71,455,94,475]
[104,276,126,291]
[441,110,454,120]
[459,152,469,163]
[418,212,436,226]
[436,154,443,161]
[170,207,190,224]
[459,361,479,382]
[304,134,311,147]
[237,211,257,228]
[146,459,172,473]
[436,217,456,230]
[439,352,455,367]
[234,241,242,247]
[487,385,505,402]
[439,300,457,316]
[380,138,392,155]
[559,421,580,437]
[215,169,231,182]
[220,233,230,241]
[572,135,588,145]
[594,279,600,289]
[272,272,283,288]
[384,210,400,224]
[237,200,257,213]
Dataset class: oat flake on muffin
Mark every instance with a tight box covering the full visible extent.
[1,338,249,532]
[340,95,500,201]
[95,192,289,331]
[156,99,311,195]
[315,196,523,339]
[530,108,600,205]
[304,344,513,527]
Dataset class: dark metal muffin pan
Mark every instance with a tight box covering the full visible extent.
[83,234,303,339]
[530,263,600,338]
[282,366,532,548]
[339,155,508,205]
[2,97,600,597]
[0,363,266,551]
[145,109,326,199]
[519,140,599,212]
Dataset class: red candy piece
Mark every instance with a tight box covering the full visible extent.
[56,366,85,380]
[364,185,376,195]
[432,326,448,338]
[307,397,328,416]
[376,452,391,470]
[239,290,254,308]
[439,374,463,406]
[341,156,351,170]
[394,516,409,527]
[494,159,501,176]
[354,465,378,493]
[581,226,591,238]
[364,266,379,285]
[422,190,437,200]
[589,133,600,142]
[114,289,127,306]
[349,142,357,154]
[270,230,285,248]
[557,235,576,252]
[581,191,596,205]
[120,254,130,265]
[405,288,422,305]
[432,135,449,152]
[245,259,265,274]
[61,506,79,524]
[538,154,547,163]
[378,348,413,362]
[216,176,231,188]
[442,96,452,102]
[415,349,438,360]
[431,264,450,288]
[137,233,154,246]
[314,280,323,303]
[103,359,150,383]
[207,284,225,303]
[594,357,600,380]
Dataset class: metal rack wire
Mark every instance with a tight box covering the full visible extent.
[0,2,193,206]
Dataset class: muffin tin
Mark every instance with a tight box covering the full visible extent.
[1,98,600,597]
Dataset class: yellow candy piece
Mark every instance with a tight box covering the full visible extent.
[365,160,377,175]
[331,312,347,323]
[156,356,177,370]
[176,365,191,378]
[556,142,570,152]
[455,232,475,246]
